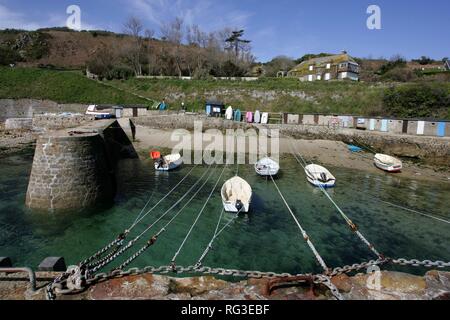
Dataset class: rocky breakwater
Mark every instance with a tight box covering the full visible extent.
[1,270,449,300]
[25,120,137,211]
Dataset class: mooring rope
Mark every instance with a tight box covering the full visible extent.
[289,140,383,260]
[116,167,217,271]
[171,165,227,267]
[374,198,450,225]
[269,175,329,272]
[89,166,212,273]
[135,166,214,240]
[129,165,198,231]
[195,208,242,268]
[352,136,378,154]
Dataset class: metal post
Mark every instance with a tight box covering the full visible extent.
[0,268,37,292]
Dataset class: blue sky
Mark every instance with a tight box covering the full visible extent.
[1,0,449,62]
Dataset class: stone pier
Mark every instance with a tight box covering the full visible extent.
[26,120,137,211]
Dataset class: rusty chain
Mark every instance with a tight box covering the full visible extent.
[392,258,450,268]
[46,257,450,300]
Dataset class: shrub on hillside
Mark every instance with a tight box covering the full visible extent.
[383,83,450,119]
[378,56,407,75]
[381,67,417,82]
[0,46,21,65]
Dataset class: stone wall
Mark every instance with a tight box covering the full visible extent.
[32,114,95,131]
[5,118,33,130]
[26,134,115,211]
[133,114,450,166]
[0,99,87,122]
[26,120,137,211]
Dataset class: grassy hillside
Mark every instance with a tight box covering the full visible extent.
[110,77,387,115]
[0,67,150,105]
[0,67,448,119]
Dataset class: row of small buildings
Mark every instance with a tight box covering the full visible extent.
[283,113,449,137]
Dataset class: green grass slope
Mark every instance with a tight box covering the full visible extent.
[0,67,150,105]
[109,77,387,115]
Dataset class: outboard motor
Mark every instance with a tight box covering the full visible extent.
[320,172,327,182]
[157,157,164,169]
[235,200,244,212]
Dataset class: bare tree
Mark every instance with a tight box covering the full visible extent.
[123,16,144,76]
[160,17,185,77]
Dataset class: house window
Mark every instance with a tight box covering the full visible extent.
[325,73,331,81]
[340,63,347,68]
[308,75,313,82]
[309,65,314,71]
[326,63,331,69]
[317,75,322,81]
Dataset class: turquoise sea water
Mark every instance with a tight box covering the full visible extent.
[0,148,449,276]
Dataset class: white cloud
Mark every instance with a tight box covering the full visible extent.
[0,4,42,30]
[125,0,253,32]
[0,4,99,31]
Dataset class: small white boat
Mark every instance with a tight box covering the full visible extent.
[305,164,336,188]
[85,105,114,119]
[255,158,280,176]
[225,106,233,120]
[374,154,402,173]
[221,176,252,213]
[154,153,183,171]
[261,112,269,124]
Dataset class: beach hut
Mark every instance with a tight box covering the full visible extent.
[380,119,389,132]
[388,119,404,134]
[206,101,225,117]
[287,114,300,124]
[303,115,315,125]
[417,121,425,135]
[356,118,368,130]
[437,122,446,137]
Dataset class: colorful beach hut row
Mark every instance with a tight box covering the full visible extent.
[205,101,271,124]
[282,113,449,137]
[355,117,449,137]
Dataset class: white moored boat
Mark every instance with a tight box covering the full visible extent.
[154,153,183,171]
[255,158,280,176]
[221,176,252,213]
[305,164,336,188]
[374,154,402,173]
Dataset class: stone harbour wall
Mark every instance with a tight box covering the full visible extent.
[32,114,95,131]
[1,270,449,300]
[25,134,115,211]
[133,114,450,167]
[4,118,33,130]
[25,120,137,211]
[0,99,87,122]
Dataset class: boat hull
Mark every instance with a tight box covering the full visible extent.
[255,158,280,176]
[154,155,183,171]
[304,165,336,188]
[374,154,402,173]
[306,175,336,188]
[221,176,252,213]
[374,161,402,173]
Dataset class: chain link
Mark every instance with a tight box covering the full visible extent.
[329,258,389,277]
[392,258,450,268]
[314,274,345,300]
[46,257,450,299]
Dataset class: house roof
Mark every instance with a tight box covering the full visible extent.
[289,53,359,74]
